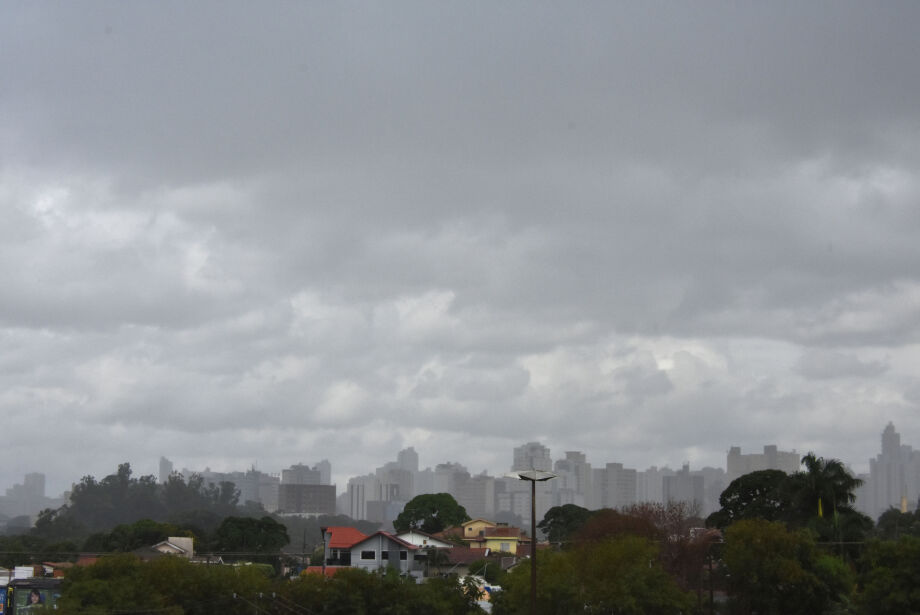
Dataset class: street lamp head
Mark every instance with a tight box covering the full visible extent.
[506,470,557,482]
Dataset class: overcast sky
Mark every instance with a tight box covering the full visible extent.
[2,2,920,496]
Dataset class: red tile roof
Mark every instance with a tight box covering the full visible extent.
[322,526,369,549]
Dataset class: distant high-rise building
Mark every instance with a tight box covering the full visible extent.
[159,457,174,483]
[281,463,322,485]
[0,473,65,523]
[315,460,332,486]
[397,447,419,473]
[496,475,552,530]
[375,465,414,502]
[553,452,590,509]
[636,466,674,504]
[347,474,377,520]
[277,484,336,517]
[590,463,637,510]
[513,442,552,472]
[863,422,920,520]
[663,464,705,511]
[726,445,800,483]
[456,473,495,520]
[433,462,470,495]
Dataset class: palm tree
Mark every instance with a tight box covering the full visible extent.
[782,452,868,546]
[797,452,862,515]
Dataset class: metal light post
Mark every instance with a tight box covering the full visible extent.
[320,527,332,577]
[507,469,556,615]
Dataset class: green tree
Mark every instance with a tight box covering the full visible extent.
[492,535,693,615]
[213,516,289,553]
[83,519,184,553]
[467,557,506,585]
[874,507,920,540]
[706,469,790,529]
[783,453,871,545]
[59,553,273,615]
[538,503,594,544]
[784,453,861,522]
[722,519,852,615]
[393,493,470,534]
[32,463,253,543]
[858,536,920,615]
[571,508,658,544]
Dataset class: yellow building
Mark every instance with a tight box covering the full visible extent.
[461,519,496,540]
[460,519,527,554]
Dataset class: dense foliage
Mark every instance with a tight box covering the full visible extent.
[873,506,920,540]
[0,463,375,574]
[708,453,872,545]
[393,493,471,534]
[32,463,254,541]
[857,535,920,615]
[492,535,694,615]
[537,503,595,543]
[706,469,790,528]
[59,555,483,615]
[722,519,854,615]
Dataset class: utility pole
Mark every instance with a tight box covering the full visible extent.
[506,469,556,615]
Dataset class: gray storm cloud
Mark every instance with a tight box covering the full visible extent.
[2,2,920,492]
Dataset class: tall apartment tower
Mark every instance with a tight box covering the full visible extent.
[726,445,800,483]
[513,442,552,472]
[397,447,419,473]
[662,464,705,511]
[590,463,637,510]
[315,460,332,485]
[282,463,322,485]
[866,422,920,519]
[553,451,591,508]
[159,457,174,483]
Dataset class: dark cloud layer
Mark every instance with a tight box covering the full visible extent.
[2,2,919,494]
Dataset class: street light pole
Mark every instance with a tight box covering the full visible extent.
[507,469,556,615]
[320,527,332,577]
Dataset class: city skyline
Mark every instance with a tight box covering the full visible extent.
[2,3,920,499]
[3,425,905,504]
[3,422,918,532]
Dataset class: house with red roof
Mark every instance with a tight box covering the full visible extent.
[320,526,368,568]
[350,531,422,579]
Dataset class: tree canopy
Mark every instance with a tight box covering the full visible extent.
[537,503,594,544]
[62,555,482,615]
[874,507,920,540]
[707,453,871,544]
[492,535,693,615]
[723,519,854,615]
[393,493,470,534]
[33,463,249,541]
[858,535,920,615]
[213,516,289,553]
[706,469,789,529]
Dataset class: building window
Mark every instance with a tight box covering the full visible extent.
[501,542,510,552]
[400,551,407,560]
[360,551,376,560]
[381,551,389,560]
